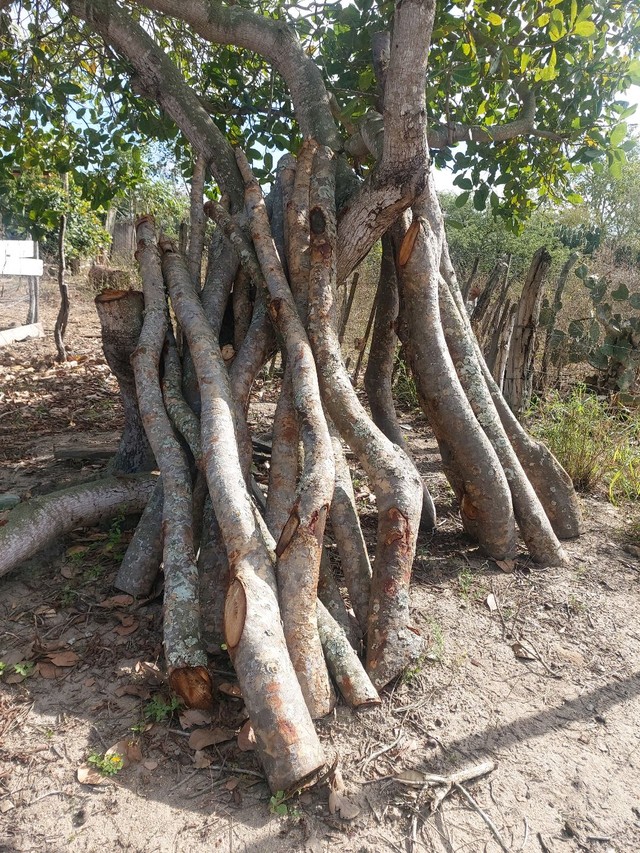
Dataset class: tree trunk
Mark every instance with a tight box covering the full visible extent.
[364,234,437,530]
[95,289,155,474]
[538,252,579,391]
[54,214,69,362]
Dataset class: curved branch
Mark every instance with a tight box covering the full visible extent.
[132,0,341,151]
[65,0,244,209]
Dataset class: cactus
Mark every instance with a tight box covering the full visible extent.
[547,265,640,392]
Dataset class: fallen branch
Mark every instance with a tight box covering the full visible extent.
[0,474,156,578]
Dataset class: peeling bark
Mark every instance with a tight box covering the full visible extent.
[134,216,209,708]
[159,238,326,790]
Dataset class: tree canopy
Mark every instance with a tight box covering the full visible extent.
[1,0,639,233]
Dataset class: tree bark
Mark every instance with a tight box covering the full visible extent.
[502,248,551,416]
[134,217,210,709]
[159,238,326,791]
[0,475,155,579]
[54,214,69,363]
[187,153,207,287]
[114,478,164,596]
[364,235,437,530]
[394,201,518,560]
[95,289,155,474]
[306,147,424,689]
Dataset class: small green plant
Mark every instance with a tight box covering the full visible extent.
[269,790,301,819]
[393,353,419,409]
[87,751,124,776]
[13,661,36,678]
[0,662,6,676]
[428,620,445,662]
[528,386,640,501]
[458,563,473,598]
[60,584,79,606]
[143,695,182,723]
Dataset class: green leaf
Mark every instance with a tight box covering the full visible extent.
[573,20,596,38]
[628,60,640,85]
[629,294,640,310]
[454,191,470,208]
[537,13,550,26]
[473,185,489,211]
[566,193,583,204]
[568,320,584,338]
[485,12,503,26]
[609,122,627,148]
[611,282,629,301]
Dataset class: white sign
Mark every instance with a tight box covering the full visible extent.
[0,240,43,277]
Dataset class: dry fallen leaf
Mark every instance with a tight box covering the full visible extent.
[106,738,142,766]
[0,799,15,814]
[494,559,516,574]
[188,727,235,751]
[237,720,257,752]
[192,749,212,769]
[114,684,151,699]
[485,593,498,612]
[512,640,538,661]
[225,777,239,791]
[37,662,63,680]
[328,790,360,820]
[179,708,213,729]
[77,765,107,786]
[143,759,159,771]
[114,621,139,637]
[47,650,80,667]
[98,594,134,609]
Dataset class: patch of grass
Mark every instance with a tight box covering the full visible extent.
[87,751,123,776]
[527,386,640,503]
[458,563,473,599]
[393,352,419,410]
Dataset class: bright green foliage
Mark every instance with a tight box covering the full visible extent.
[310,0,640,224]
[1,0,639,230]
[1,168,110,259]
[143,695,182,722]
[87,750,124,775]
[528,386,640,502]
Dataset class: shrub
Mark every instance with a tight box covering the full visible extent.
[527,385,640,503]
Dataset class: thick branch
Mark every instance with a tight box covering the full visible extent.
[66,0,244,209]
[0,475,155,579]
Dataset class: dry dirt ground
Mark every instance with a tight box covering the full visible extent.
[1,276,640,853]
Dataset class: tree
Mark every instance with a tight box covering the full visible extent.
[1,0,639,794]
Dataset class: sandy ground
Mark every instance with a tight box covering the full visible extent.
[1,276,639,853]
